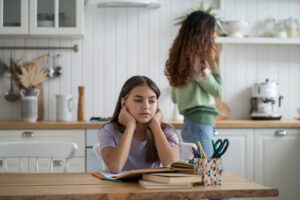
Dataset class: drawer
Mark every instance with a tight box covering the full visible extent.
[0,130,85,156]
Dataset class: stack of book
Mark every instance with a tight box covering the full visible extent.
[139,172,202,189]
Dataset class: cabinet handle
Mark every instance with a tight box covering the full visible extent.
[275,130,287,136]
[22,132,35,137]
[214,130,219,136]
[53,160,64,166]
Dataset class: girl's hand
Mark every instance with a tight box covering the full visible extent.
[118,106,136,128]
[149,108,163,130]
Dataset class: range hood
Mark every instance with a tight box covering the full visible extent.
[86,0,160,8]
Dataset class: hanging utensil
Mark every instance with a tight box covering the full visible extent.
[4,58,20,102]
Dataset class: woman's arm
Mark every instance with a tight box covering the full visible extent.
[101,107,136,173]
[197,62,222,97]
[149,110,180,166]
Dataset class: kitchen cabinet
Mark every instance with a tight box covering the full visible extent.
[214,129,254,181]
[0,0,29,34]
[0,129,85,172]
[254,128,300,200]
[215,128,254,200]
[0,0,84,37]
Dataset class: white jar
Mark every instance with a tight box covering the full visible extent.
[20,88,40,122]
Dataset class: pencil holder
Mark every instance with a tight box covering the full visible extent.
[193,158,222,186]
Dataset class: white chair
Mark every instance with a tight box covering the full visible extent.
[0,141,77,173]
[93,143,108,170]
[93,142,197,170]
[179,142,197,162]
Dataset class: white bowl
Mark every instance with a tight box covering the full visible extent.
[221,20,248,38]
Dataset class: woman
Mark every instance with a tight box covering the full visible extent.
[165,10,222,160]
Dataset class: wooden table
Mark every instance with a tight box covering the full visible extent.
[0,172,278,200]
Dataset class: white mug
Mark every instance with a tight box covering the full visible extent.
[56,94,74,121]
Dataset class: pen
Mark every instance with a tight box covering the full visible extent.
[100,177,122,183]
[90,172,103,179]
[188,146,196,157]
[191,147,198,158]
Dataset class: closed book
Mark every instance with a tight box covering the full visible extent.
[139,179,192,190]
[142,173,202,184]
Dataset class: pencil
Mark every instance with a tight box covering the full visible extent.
[90,172,103,179]
[197,141,207,159]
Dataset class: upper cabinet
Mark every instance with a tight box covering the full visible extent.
[0,0,29,34]
[0,0,84,37]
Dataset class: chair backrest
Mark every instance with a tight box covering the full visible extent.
[179,142,197,162]
[93,143,108,171]
[0,141,78,173]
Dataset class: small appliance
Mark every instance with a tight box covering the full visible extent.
[250,79,283,120]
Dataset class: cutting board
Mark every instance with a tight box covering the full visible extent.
[215,98,230,120]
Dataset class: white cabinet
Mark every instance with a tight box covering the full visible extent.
[0,0,29,34]
[0,0,84,37]
[254,128,300,200]
[215,129,254,181]
[0,129,85,172]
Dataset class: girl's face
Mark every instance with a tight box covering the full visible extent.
[123,85,158,124]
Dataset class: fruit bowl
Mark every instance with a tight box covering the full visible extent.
[221,20,248,38]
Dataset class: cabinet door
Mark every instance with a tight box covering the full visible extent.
[0,0,28,34]
[29,0,84,36]
[215,128,254,200]
[254,128,300,200]
[215,129,254,181]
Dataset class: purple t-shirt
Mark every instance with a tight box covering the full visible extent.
[99,123,179,172]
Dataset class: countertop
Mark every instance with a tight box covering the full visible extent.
[1,120,300,129]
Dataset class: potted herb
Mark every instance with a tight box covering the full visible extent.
[174,1,226,35]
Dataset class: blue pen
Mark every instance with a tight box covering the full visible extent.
[197,146,202,158]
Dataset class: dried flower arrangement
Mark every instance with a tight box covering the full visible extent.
[10,54,48,89]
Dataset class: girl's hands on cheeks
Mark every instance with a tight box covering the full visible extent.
[149,108,163,130]
[118,106,136,128]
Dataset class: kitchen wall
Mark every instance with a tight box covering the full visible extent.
[1,0,300,121]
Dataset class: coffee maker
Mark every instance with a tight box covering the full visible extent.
[250,79,283,120]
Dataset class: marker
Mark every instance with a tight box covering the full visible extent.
[90,172,103,179]
[100,177,122,183]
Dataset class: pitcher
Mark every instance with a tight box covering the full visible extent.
[56,94,74,121]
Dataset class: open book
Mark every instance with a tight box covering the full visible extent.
[97,161,194,180]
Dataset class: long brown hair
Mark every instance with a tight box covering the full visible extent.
[165,11,216,87]
[108,75,179,163]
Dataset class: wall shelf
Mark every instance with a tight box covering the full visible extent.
[216,37,300,45]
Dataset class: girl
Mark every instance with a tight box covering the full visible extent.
[99,76,180,173]
[165,11,222,160]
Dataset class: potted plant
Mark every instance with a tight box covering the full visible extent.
[174,1,226,35]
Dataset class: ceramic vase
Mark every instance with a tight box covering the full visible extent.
[20,88,40,122]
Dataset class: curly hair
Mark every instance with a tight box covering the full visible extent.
[165,11,216,87]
